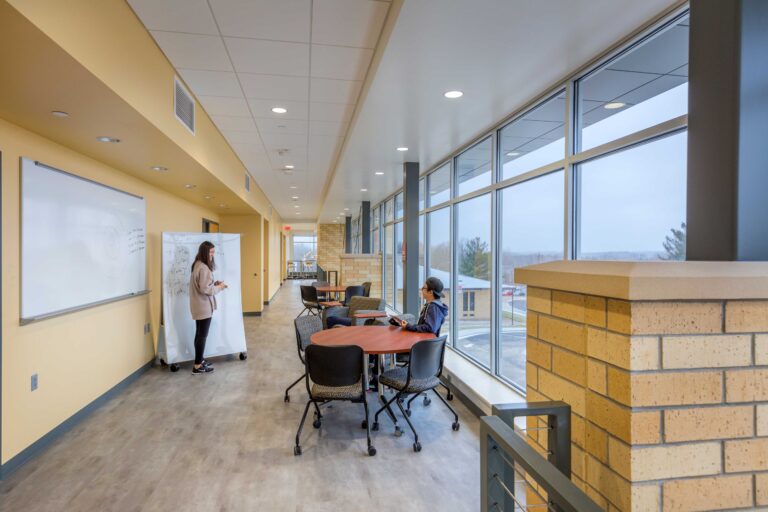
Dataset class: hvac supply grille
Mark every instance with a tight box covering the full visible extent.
[174,78,195,134]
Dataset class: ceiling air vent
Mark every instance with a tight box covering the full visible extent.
[174,77,195,134]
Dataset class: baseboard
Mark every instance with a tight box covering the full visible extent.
[243,311,262,317]
[0,360,152,480]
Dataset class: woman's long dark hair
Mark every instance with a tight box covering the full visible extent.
[192,241,216,272]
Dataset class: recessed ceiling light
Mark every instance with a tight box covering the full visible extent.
[374,171,384,176]
[184,184,196,189]
[97,136,120,143]
[150,166,168,172]
[294,205,300,208]
[292,196,299,199]
[290,186,297,189]
[505,151,520,157]
[284,164,295,169]
[604,102,626,110]
[295,212,300,215]
[272,107,287,114]
[361,188,368,192]
[444,90,463,99]
[344,208,349,211]
[51,110,69,118]
[333,220,337,223]
[396,147,408,152]
[219,203,226,207]
[204,195,213,200]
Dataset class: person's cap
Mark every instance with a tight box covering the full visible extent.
[425,276,444,298]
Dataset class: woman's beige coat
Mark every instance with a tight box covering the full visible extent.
[189,260,221,320]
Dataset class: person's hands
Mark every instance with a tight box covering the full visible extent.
[214,280,221,286]
[218,281,228,289]
[398,318,408,328]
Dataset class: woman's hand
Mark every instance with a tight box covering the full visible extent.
[398,318,408,328]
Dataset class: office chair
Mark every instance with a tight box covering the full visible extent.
[343,285,366,305]
[294,344,376,457]
[372,336,459,452]
[362,282,372,297]
[297,285,322,318]
[285,315,323,403]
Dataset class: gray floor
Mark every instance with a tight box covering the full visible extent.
[0,280,480,511]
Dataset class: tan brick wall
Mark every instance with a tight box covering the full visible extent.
[339,254,382,299]
[317,223,344,274]
[525,287,768,511]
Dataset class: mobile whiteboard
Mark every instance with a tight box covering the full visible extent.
[20,158,147,323]
[159,232,247,364]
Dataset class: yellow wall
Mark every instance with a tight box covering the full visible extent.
[219,215,263,313]
[0,118,220,464]
[267,218,284,302]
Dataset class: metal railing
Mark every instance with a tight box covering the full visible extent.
[481,402,603,512]
[287,260,317,280]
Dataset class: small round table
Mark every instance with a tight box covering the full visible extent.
[310,326,434,419]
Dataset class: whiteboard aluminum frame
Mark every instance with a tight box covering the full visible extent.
[19,158,149,325]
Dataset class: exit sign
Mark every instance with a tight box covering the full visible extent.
[283,226,292,231]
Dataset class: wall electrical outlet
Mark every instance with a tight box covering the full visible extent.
[31,373,38,391]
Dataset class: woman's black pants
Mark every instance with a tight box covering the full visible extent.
[194,317,212,365]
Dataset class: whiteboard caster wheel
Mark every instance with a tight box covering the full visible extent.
[170,364,180,372]
[239,352,247,361]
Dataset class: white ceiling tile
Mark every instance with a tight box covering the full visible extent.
[310,102,353,123]
[312,0,389,48]
[151,31,232,71]
[311,45,373,80]
[229,141,266,159]
[211,114,257,131]
[310,120,346,137]
[260,132,308,148]
[178,69,242,97]
[248,99,309,120]
[198,96,251,117]
[209,0,311,42]
[128,0,219,35]
[255,118,308,134]
[310,78,361,104]
[222,130,262,145]
[239,74,309,101]
[225,38,309,76]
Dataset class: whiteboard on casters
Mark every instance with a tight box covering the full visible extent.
[20,158,147,323]
[160,232,247,364]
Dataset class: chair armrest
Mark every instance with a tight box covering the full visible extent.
[322,306,349,329]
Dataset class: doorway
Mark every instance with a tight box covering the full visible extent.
[263,219,270,304]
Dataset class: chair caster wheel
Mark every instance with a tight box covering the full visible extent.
[284,395,290,403]
[413,442,422,452]
[368,446,377,456]
[394,426,403,437]
[170,364,180,372]
[313,419,321,429]
[372,422,379,431]
[239,352,247,360]
[452,422,460,431]
[405,409,412,417]
[447,392,454,401]
[361,420,368,429]
[423,397,431,406]
[294,446,302,456]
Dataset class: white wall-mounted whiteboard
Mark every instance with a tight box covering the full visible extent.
[21,158,147,323]
[159,232,246,363]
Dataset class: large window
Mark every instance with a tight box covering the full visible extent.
[372,206,380,253]
[292,235,316,260]
[577,132,687,260]
[419,214,425,285]
[499,172,564,388]
[428,163,451,207]
[428,207,451,341]
[395,193,404,220]
[456,137,492,196]
[454,194,492,367]
[384,224,394,307]
[394,221,404,310]
[577,16,689,151]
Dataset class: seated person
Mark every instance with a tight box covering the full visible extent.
[393,277,448,335]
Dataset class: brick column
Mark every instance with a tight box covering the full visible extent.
[516,261,768,511]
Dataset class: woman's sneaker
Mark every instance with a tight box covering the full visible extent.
[202,359,213,368]
[192,365,214,374]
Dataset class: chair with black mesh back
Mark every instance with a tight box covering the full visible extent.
[343,285,365,306]
[297,285,322,318]
[362,282,372,297]
[294,344,376,457]
[285,315,323,403]
[372,335,458,452]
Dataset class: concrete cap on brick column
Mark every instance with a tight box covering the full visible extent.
[514,261,768,301]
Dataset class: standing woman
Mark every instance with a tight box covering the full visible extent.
[189,241,227,374]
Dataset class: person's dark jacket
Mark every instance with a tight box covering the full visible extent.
[405,300,449,336]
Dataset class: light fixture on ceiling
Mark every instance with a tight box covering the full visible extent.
[604,102,626,110]
[344,208,349,211]
[374,171,384,176]
[295,212,300,215]
[284,164,295,169]
[96,136,120,143]
[444,90,463,99]
[219,203,226,208]
[396,147,408,152]
[184,184,196,189]
[150,166,168,172]
[361,188,368,192]
[292,196,299,200]
[294,205,300,208]
[505,151,520,157]
[204,195,213,200]
[51,110,69,118]
[290,186,297,189]
[272,107,287,114]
